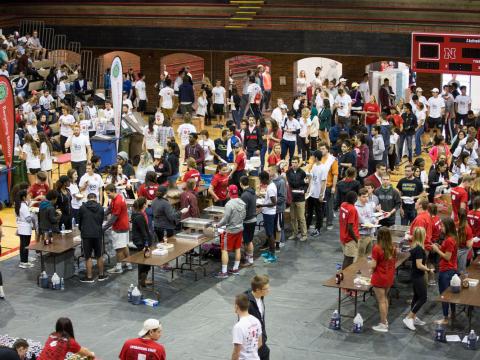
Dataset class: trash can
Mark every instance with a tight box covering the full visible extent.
[0,165,9,203]
[90,135,117,171]
[0,156,28,190]
[129,132,144,166]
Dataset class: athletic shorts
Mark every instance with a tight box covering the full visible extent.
[213,103,224,115]
[243,222,256,244]
[111,231,129,250]
[427,116,442,130]
[28,168,41,175]
[263,214,275,238]
[82,237,103,259]
[274,212,284,237]
[220,231,242,251]
[137,99,147,112]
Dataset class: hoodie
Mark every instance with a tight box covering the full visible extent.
[38,200,59,233]
[131,210,152,249]
[335,178,360,210]
[241,187,257,223]
[78,200,105,239]
[374,185,401,225]
[216,198,246,233]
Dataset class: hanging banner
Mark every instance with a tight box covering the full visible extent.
[0,75,15,190]
[110,56,123,149]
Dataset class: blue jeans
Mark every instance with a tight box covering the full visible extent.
[260,143,267,171]
[232,108,243,129]
[438,270,456,317]
[415,127,424,156]
[398,133,413,162]
[280,139,296,163]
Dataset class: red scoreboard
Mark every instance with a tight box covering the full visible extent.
[411,32,480,75]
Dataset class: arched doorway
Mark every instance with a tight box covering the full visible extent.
[160,53,205,87]
[225,55,271,93]
[294,57,342,98]
[365,61,410,106]
[99,51,141,88]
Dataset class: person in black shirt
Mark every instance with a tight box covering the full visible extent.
[286,156,308,241]
[398,103,417,163]
[166,141,180,186]
[403,227,434,331]
[0,338,29,360]
[396,164,424,225]
[117,151,135,179]
[338,139,356,180]
[213,129,229,164]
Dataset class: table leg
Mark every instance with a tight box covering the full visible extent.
[53,254,56,273]
[354,290,358,316]
[468,306,473,331]
[151,266,155,294]
[337,288,341,316]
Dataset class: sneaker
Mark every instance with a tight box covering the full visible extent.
[107,266,123,274]
[79,276,95,283]
[97,274,109,282]
[215,271,229,279]
[288,234,297,240]
[327,225,334,231]
[300,236,308,242]
[27,262,35,268]
[125,263,133,271]
[435,318,449,325]
[228,269,240,276]
[414,317,426,326]
[264,254,277,263]
[403,317,416,331]
[372,323,389,333]
[19,262,34,269]
[309,229,320,236]
[279,242,285,248]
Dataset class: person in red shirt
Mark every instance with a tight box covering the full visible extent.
[387,106,403,130]
[370,226,396,333]
[182,157,201,191]
[119,319,166,360]
[432,217,459,325]
[450,175,474,222]
[457,209,473,273]
[137,171,160,202]
[180,179,199,219]
[38,317,95,360]
[229,142,246,188]
[267,143,281,167]
[104,184,131,274]
[429,204,442,244]
[209,163,230,206]
[365,163,386,190]
[362,95,380,132]
[409,199,433,251]
[28,171,49,206]
[468,196,480,258]
[339,191,359,269]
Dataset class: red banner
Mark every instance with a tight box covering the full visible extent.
[0,75,15,189]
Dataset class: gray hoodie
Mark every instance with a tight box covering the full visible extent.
[217,197,246,234]
[372,134,385,161]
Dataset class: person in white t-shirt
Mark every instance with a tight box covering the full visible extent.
[298,108,312,162]
[66,123,92,181]
[231,293,263,360]
[177,114,197,146]
[247,76,262,120]
[39,90,56,123]
[280,111,301,163]
[38,132,53,188]
[270,98,284,124]
[414,102,427,157]
[159,78,175,121]
[426,88,445,139]
[455,85,471,126]
[258,171,278,262]
[122,92,133,111]
[22,134,41,185]
[59,106,75,153]
[199,130,216,163]
[306,150,328,236]
[143,116,159,159]
[212,80,227,127]
[0,63,9,77]
[334,88,352,127]
[79,163,104,204]
[135,73,147,115]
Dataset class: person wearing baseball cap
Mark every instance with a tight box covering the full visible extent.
[214,184,247,278]
[427,87,445,142]
[119,319,166,360]
[117,150,135,179]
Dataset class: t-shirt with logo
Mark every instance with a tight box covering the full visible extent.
[137,183,159,201]
[159,86,174,109]
[334,94,352,117]
[38,333,81,360]
[363,102,380,125]
[110,193,129,232]
[211,173,229,201]
[177,123,197,146]
[79,173,104,202]
[339,202,359,244]
[119,337,166,360]
[427,96,445,118]
[29,182,49,206]
[214,138,228,163]
[396,177,423,210]
[59,114,75,137]
[455,95,471,115]
[182,169,201,191]
[232,315,262,360]
[69,134,90,162]
[212,86,226,104]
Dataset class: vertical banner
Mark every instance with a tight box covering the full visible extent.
[110,57,123,149]
[0,75,15,189]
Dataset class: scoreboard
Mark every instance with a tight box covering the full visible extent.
[411,32,480,75]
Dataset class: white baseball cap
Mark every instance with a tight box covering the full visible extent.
[431,88,440,93]
[415,87,423,92]
[138,319,162,337]
[339,78,347,82]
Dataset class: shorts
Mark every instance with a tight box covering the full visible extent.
[82,237,102,259]
[427,116,442,130]
[243,222,256,244]
[263,213,275,238]
[220,231,243,251]
[274,212,284,236]
[213,103,224,115]
[137,99,147,112]
[111,231,129,250]
[341,240,358,258]
[28,168,41,175]
[456,113,468,126]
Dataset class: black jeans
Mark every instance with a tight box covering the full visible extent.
[60,135,69,154]
[297,136,309,162]
[401,207,416,226]
[306,197,324,230]
[19,234,31,263]
[411,276,427,314]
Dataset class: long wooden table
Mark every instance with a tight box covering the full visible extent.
[435,259,480,330]
[323,251,411,318]
[122,235,214,297]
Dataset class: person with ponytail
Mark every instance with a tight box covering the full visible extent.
[432,217,459,325]
[456,208,473,273]
[22,133,41,185]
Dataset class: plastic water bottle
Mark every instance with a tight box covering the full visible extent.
[61,223,66,234]
[329,310,341,330]
[434,323,446,342]
[467,329,477,350]
[352,313,364,333]
[60,278,65,291]
[72,218,76,230]
[131,287,142,305]
[127,284,134,302]
[40,271,49,288]
[335,263,342,284]
[51,273,60,290]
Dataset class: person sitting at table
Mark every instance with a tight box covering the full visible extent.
[131,197,154,288]
[38,190,61,236]
[105,163,134,199]
[370,226,396,333]
[117,151,136,179]
[214,185,246,278]
[403,227,434,331]
[55,176,73,230]
[182,157,201,191]
[180,179,200,220]
[136,152,155,185]
[209,163,230,206]
[152,186,189,243]
[78,193,107,283]
[431,217,459,326]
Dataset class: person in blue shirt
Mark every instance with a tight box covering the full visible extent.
[122,72,132,99]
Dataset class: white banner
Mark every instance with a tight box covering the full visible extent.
[110,56,123,149]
